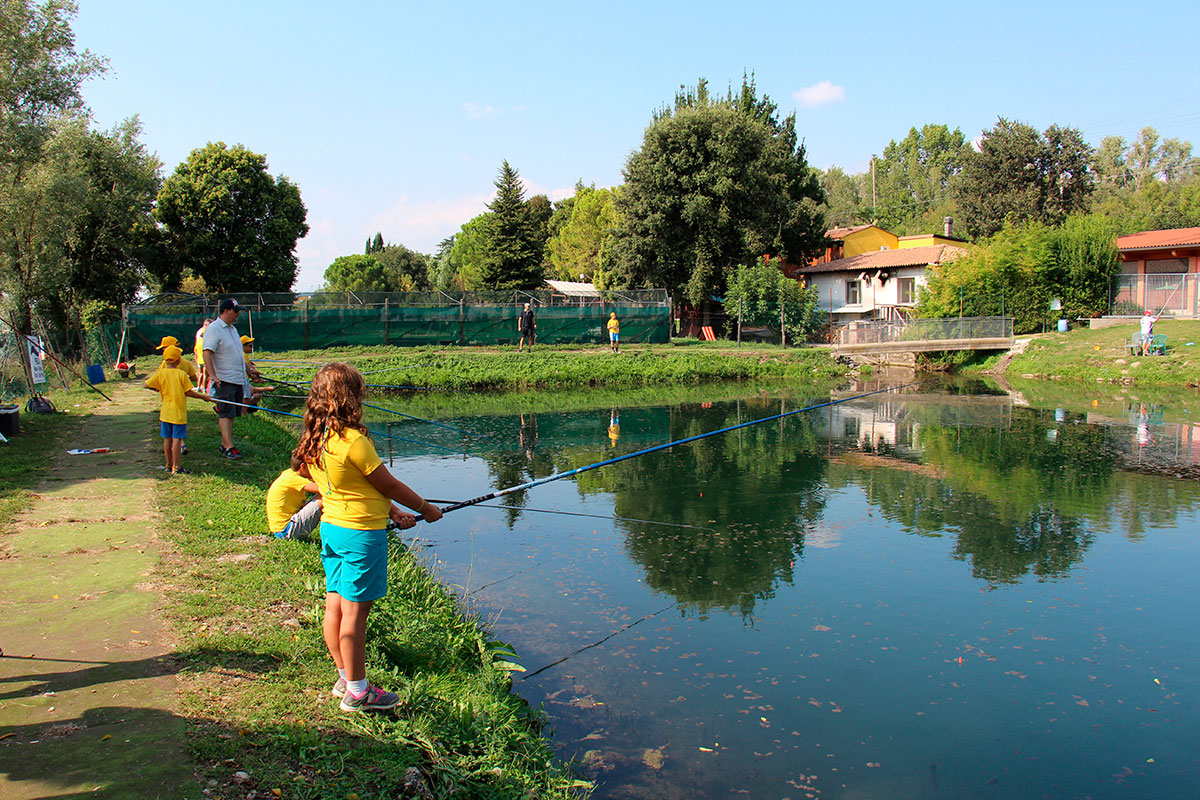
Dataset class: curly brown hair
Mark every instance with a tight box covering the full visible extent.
[292,363,368,467]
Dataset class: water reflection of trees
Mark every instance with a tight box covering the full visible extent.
[572,400,830,616]
[833,408,1118,582]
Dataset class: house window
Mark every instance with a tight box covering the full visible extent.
[1146,258,1188,274]
[846,280,860,305]
[897,277,916,305]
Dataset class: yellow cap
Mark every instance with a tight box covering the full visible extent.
[156,336,180,350]
[162,345,183,361]
[240,335,254,344]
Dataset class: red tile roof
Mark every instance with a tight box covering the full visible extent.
[794,245,966,275]
[825,224,874,239]
[1116,227,1200,251]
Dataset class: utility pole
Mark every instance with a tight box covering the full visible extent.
[871,156,877,223]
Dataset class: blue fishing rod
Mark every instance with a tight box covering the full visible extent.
[215,396,462,453]
[414,379,928,521]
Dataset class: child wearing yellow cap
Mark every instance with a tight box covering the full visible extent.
[239,335,273,412]
[155,335,198,382]
[144,345,215,474]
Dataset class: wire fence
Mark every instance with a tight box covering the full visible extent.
[834,316,1014,346]
[112,290,672,357]
[1110,274,1198,317]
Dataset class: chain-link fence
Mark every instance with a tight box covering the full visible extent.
[112,290,671,357]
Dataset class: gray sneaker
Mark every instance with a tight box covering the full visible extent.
[339,683,400,712]
[331,677,346,698]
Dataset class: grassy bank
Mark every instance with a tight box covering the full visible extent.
[149,341,848,393]
[986,319,1200,387]
[156,406,585,799]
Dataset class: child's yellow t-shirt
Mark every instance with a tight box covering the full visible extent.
[308,428,390,530]
[156,357,197,382]
[144,367,194,424]
[266,469,313,533]
[607,317,619,334]
[194,331,205,366]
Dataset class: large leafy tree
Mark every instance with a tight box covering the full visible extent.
[546,185,620,282]
[952,118,1093,238]
[818,167,867,228]
[63,117,161,314]
[447,214,490,289]
[873,124,970,233]
[607,77,825,303]
[323,254,389,292]
[724,257,820,343]
[374,242,430,291]
[155,142,309,293]
[0,0,105,333]
[479,160,544,289]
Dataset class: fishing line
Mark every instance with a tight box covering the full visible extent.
[262,378,436,391]
[362,401,504,443]
[466,560,548,596]
[357,363,441,376]
[216,396,462,452]
[522,603,678,680]
[414,380,928,522]
[425,498,718,532]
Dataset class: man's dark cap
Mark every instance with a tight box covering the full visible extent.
[219,298,241,312]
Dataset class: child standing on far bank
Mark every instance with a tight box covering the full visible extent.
[607,311,620,353]
[144,345,215,474]
[292,363,442,712]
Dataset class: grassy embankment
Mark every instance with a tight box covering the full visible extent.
[0,385,102,529]
[975,319,1200,387]
[156,402,586,799]
[223,340,850,392]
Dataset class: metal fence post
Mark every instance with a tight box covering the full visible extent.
[383,298,389,345]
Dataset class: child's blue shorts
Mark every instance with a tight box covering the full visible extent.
[319,521,388,602]
[610,332,619,342]
[160,421,187,439]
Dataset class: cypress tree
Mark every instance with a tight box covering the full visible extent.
[480,161,544,289]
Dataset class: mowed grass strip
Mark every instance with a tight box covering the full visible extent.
[155,406,586,799]
[214,340,848,392]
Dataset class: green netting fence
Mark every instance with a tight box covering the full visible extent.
[107,290,671,357]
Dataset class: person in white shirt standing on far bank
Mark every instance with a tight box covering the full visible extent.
[203,298,248,459]
[1140,309,1159,356]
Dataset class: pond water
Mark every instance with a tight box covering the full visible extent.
[372,377,1200,799]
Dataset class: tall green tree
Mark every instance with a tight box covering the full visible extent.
[724,257,820,343]
[952,118,1093,238]
[324,254,389,292]
[818,167,867,228]
[873,124,971,232]
[546,186,620,282]
[479,161,543,289]
[608,77,825,303]
[447,214,490,290]
[155,142,309,293]
[374,243,430,291]
[0,0,105,333]
[63,117,162,315]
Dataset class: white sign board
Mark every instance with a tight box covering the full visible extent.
[27,336,47,385]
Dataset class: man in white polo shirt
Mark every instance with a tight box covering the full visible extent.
[202,298,247,459]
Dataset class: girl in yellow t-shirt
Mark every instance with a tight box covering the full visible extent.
[292,363,443,712]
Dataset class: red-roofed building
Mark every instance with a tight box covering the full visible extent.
[1112,227,1200,317]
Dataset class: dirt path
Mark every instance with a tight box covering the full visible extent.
[0,382,193,798]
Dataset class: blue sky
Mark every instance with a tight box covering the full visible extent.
[73,1,1200,290]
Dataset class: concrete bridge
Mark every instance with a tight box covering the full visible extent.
[832,316,1014,364]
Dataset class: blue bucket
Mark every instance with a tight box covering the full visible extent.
[1057,319,1068,333]
[86,364,106,384]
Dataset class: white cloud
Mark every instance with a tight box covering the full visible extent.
[368,192,491,251]
[462,101,502,119]
[794,81,846,108]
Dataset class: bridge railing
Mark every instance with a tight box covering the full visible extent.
[835,316,1014,346]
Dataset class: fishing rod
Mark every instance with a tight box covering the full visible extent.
[263,378,436,392]
[362,401,504,443]
[426,498,718,532]
[217,396,462,452]
[0,313,113,402]
[414,380,927,522]
[262,391,498,444]
[356,363,441,376]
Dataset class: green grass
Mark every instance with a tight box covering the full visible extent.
[991,319,1200,387]
[0,385,102,529]
[156,406,587,799]
[165,342,849,393]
